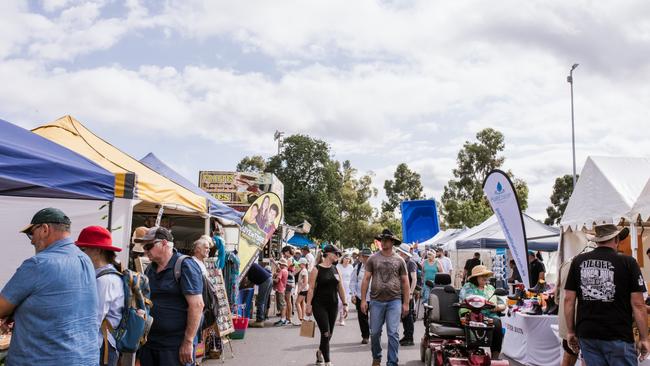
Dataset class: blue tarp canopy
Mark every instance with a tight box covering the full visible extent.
[0,119,114,200]
[140,153,243,224]
[287,234,315,248]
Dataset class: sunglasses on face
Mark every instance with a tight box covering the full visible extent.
[25,224,43,240]
[143,240,162,251]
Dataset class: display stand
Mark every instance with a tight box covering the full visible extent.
[205,257,235,362]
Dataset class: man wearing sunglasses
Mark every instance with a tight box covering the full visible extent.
[135,226,204,366]
[0,208,98,365]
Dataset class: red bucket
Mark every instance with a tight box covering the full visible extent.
[231,317,249,339]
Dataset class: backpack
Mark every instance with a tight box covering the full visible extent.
[174,255,218,331]
[97,267,153,364]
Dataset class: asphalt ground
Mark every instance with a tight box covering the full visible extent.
[205,307,523,366]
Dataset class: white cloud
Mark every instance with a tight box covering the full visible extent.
[2,0,650,224]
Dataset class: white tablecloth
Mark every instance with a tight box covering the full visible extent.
[502,313,561,366]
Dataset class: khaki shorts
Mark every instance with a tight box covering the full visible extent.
[275,290,286,309]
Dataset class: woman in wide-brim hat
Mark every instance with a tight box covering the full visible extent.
[76,226,124,366]
[458,264,506,360]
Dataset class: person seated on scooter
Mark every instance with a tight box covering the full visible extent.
[459,265,506,360]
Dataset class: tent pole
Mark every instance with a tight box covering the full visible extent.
[107,200,113,231]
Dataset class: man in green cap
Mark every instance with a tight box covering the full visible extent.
[0,208,99,365]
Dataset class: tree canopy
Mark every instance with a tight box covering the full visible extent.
[441,128,528,228]
[382,163,425,213]
[544,174,577,225]
[236,155,266,173]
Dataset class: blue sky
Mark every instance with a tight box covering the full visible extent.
[2,0,650,221]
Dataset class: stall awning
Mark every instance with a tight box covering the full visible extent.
[454,213,560,252]
[32,115,206,213]
[140,153,243,225]
[287,234,315,248]
[561,156,650,230]
[0,118,114,201]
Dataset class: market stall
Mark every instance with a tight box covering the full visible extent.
[0,118,132,285]
[33,116,211,257]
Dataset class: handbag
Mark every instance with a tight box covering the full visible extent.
[299,317,316,338]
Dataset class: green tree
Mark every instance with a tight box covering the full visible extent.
[236,155,266,173]
[441,128,529,228]
[339,161,378,248]
[382,163,425,213]
[544,174,577,225]
[266,135,343,241]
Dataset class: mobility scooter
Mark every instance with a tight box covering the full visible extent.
[420,274,509,366]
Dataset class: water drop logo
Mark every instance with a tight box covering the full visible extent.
[496,181,504,194]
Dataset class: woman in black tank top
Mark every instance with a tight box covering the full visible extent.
[306,245,348,366]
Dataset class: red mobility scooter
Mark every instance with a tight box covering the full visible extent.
[420,274,509,366]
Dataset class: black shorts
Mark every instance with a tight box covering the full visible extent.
[298,290,308,297]
[562,339,579,356]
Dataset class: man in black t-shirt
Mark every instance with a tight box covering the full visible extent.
[528,251,546,288]
[564,224,649,365]
[396,243,418,346]
[463,252,481,283]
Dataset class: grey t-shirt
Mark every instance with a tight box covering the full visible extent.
[365,251,407,302]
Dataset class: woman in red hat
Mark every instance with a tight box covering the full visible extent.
[76,226,124,366]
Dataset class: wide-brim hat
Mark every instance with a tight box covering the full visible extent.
[587,224,629,243]
[75,226,122,252]
[278,258,288,267]
[376,229,401,245]
[468,265,493,279]
[396,243,412,258]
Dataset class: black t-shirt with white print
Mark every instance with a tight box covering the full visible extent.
[564,247,646,343]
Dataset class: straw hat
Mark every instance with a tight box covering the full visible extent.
[278,258,288,267]
[468,265,493,279]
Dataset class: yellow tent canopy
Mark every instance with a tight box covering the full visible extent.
[33,115,208,215]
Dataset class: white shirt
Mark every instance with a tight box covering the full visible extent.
[349,262,371,301]
[305,252,316,271]
[193,256,208,275]
[95,264,125,348]
[336,263,354,295]
[440,256,453,274]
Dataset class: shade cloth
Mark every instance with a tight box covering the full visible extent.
[502,313,561,366]
[139,153,242,224]
[33,116,206,213]
[0,118,114,200]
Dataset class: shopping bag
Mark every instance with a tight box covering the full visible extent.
[300,317,316,338]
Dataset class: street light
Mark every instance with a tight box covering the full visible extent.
[567,63,579,189]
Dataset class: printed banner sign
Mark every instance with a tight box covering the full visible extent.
[198,171,284,212]
[238,192,283,276]
[483,170,531,287]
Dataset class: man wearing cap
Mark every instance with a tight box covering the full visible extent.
[0,208,98,365]
[350,248,372,344]
[396,243,418,346]
[528,250,546,287]
[136,227,204,366]
[361,229,410,366]
[564,224,649,365]
[301,246,316,271]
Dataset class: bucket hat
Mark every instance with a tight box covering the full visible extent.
[468,265,493,279]
[75,226,122,252]
[587,224,629,243]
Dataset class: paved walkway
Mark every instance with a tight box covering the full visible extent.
[205,308,426,366]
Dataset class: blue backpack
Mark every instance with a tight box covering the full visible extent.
[97,267,153,363]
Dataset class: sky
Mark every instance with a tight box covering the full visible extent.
[2,0,650,222]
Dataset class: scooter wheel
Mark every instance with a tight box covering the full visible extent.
[424,348,433,366]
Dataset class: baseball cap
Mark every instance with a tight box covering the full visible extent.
[20,208,71,233]
[133,226,173,243]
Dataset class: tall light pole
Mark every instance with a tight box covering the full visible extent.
[567,63,579,189]
[274,130,284,155]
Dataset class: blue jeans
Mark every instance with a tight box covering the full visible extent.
[579,338,637,366]
[256,277,273,322]
[370,299,401,366]
[99,342,119,366]
[422,285,430,305]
